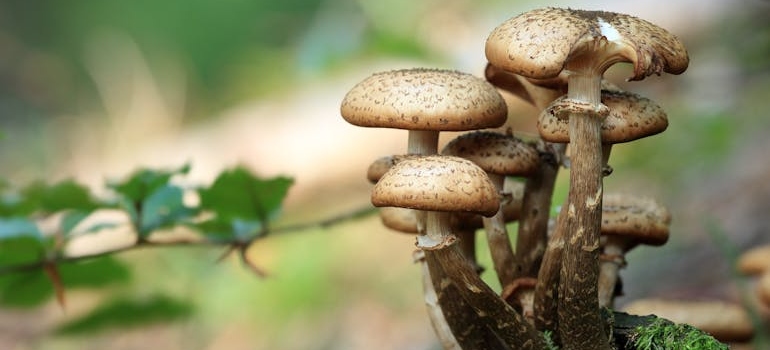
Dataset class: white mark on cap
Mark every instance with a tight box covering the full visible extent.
[598,18,622,42]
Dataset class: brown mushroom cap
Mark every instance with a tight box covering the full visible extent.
[378,207,419,234]
[737,245,770,276]
[371,155,500,217]
[758,272,770,308]
[485,7,689,81]
[441,131,540,177]
[341,68,508,131]
[622,298,755,343]
[601,193,671,247]
[538,90,668,144]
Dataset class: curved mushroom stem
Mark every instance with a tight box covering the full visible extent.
[557,71,609,349]
[482,173,518,287]
[534,196,569,343]
[413,250,462,350]
[422,210,548,349]
[597,241,626,308]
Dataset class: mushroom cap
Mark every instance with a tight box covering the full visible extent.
[378,207,419,234]
[452,178,525,229]
[622,298,755,343]
[737,245,770,276]
[538,90,668,143]
[341,68,508,131]
[485,7,689,81]
[367,156,397,184]
[601,193,671,247]
[758,271,770,308]
[441,131,540,177]
[371,155,500,217]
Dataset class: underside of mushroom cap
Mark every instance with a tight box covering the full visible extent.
[371,155,500,217]
[341,68,508,131]
[485,7,689,81]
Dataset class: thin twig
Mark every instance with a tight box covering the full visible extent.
[0,205,377,276]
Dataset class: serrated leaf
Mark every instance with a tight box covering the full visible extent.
[198,168,292,241]
[22,180,99,213]
[138,185,197,237]
[56,294,194,335]
[108,164,190,202]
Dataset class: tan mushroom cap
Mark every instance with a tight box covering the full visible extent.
[441,131,540,177]
[341,68,508,131]
[367,155,419,184]
[485,7,689,81]
[371,155,500,217]
[452,178,525,229]
[538,90,667,144]
[378,207,419,234]
[737,245,770,276]
[601,193,671,247]
[622,298,755,343]
[758,272,770,308]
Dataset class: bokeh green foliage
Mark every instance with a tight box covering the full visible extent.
[0,164,293,334]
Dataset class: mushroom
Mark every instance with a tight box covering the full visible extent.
[486,8,688,346]
[623,298,755,343]
[597,193,671,308]
[758,272,770,309]
[442,131,539,287]
[372,155,546,348]
[413,250,461,350]
[737,245,770,314]
[341,68,507,155]
[538,89,668,170]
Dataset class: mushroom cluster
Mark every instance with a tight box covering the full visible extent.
[338,7,716,350]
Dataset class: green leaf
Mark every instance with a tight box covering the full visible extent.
[138,185,197,237]
[0,218,45,265]
[200,167,292,223]
[56,294,194,335]
[22,180,99,213]
[108,164,190,202]
[197,167,292,241]
[58,256,131,287]
[0,270,53,307]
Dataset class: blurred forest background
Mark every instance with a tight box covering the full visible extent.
[0,0,769,349]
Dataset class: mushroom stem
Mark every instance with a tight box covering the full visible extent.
[557,72,609,349]
[482,173,518,287]
[597,242,625,308]
[414,250,462,350]
[513,141,560,280]
[408,130,439,155]
[422,210,548,349]
[534,196,569,343]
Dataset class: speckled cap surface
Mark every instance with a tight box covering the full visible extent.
[601,193,671,246]
[442,131,539,177]
[341,68,508,131]
[538,90,668,143]
[485,7,689,81]
[371,155,500,217]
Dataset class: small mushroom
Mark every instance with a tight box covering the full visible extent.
[623,298,755,343]
[597,193,671,307]
[442,131,539,287]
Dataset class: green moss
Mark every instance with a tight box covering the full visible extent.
[630,319,727,350]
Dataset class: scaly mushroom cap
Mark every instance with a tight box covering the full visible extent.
[737,245,770,276]
[601,193,671,248]
[371,155,500,217]
[341,68,508,131]
[366,155,419,184]
[441,131,540,177]
[485,7,689,81]
[538,90,668,143]
[623,299,755,343]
